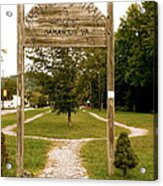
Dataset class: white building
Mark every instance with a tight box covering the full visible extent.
[1,95,20,109]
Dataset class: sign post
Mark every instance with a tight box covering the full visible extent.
[16,4,25,177]
[106,2,115,176]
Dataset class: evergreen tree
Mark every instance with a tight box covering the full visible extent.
[48,48,79,126]
[114,132,138,176]
[26,47,85,126]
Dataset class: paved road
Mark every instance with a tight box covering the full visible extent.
[1,108,34,115]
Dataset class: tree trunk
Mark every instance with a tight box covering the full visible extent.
[123,168,127,177]
[67,111,72,127]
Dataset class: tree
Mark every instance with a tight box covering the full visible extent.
[48,48,80,126]
[1,76,17,101]
[26,47,85,126]
[25,71,49,107]
[114,132,138,176]
[76,48,107,109]
[115,1,157,112]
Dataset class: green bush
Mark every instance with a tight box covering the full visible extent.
[114,132,138,176]
[1,133,9,176]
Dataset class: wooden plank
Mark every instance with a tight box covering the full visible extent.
[25,26,106,31]
[24,36,106,47]
[24,27,106,38]
[106,2,115,176]
[25,25,106,31]
[25,3,106,27]
[25,19,105,29]
[26,3,106,20]
[25,17,106,28]
[24,36,106,41]
[26,12,106,21]
[16,4,25,177]
[26,13,103,19]
[24,43,106,48]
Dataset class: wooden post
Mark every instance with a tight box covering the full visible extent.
[106,2,115,176]
[16,4,25,177]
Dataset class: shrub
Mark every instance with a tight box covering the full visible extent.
[114,132,138,176]
[1,132,9,176]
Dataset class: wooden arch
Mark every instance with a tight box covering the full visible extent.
[17,2,114,177]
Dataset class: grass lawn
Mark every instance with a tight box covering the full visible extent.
[80,111,156,180]
[1,108,50,128]
[2,108,155,179]
[89,109,153,130]
[2,135,54,177]
[24,111,130,139]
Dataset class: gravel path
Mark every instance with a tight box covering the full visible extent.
[1,110,51,136]
[88,111,148,138]
[1,111,102,179]
[39,140,88,179]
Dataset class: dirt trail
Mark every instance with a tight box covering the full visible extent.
[1,110,51,136]
[88,111,148,137]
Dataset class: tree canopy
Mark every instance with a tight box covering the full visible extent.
[115,1,157,112]
[25,46,107,124]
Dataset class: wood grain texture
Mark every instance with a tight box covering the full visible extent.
[24,35,106,48]
[24,3,106,47]
[17,4,25,177]
[106,2,115,176]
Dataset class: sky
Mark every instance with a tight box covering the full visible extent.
[0,2,132,77]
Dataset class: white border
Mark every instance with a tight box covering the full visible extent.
[0,0,162,186]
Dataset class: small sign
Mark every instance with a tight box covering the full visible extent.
[108,91,114,99]
[3,89,7,97]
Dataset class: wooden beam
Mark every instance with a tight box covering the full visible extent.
[24,27,106,37]
[25,18,106,28]
[24,43,106,48]
[16,4,25,177]
[24,36,106,48]
[106,2,115,176]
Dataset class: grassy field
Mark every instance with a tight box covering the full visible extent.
[80,110,156,180]
[2,108,155,180]
[2,135,54,177]
[89,109,152,128]
[24,111,130,139]
[1,108,49,128]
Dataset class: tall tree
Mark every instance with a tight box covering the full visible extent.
[76,48,107,109]
[115,2,157,112]
[26,47,85,126]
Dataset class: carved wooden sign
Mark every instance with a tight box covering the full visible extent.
[24,3,107,47]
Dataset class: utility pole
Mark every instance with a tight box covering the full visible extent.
[16,4,25,177]
[106,2,115,176]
